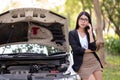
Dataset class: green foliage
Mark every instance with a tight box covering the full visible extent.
[64,0,83,30]
[103,54,120,80]
[105,35,120,55]
[103,66,120,80]
[101,0,120,37]
[65,0,82,14]
[80,0,93,10]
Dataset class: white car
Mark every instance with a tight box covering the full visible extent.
[0,8,80,80]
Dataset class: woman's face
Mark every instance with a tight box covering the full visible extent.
[78,14,89,29]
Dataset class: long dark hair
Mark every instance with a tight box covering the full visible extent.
[75,11,92,30]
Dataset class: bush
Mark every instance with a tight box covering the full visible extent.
[105,35,120,55]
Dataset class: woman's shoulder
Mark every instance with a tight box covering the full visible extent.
[69,29,77,34]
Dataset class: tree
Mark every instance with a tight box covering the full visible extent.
[101,0,120,37]
[92,0,106,65]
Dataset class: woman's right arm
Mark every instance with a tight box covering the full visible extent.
[85,49,95,53]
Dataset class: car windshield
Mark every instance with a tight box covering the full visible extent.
[0,44,63,55]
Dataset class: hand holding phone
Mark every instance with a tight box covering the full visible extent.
[85,23,92,33]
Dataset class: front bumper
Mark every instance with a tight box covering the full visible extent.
[54,74,81,80]
[0,73,81,80]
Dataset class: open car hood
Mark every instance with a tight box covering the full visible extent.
[0,8,69,52]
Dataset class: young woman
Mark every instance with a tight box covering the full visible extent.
[69,11,103,80]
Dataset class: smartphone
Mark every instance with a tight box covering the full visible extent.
[85,26,90,30]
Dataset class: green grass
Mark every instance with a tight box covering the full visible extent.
[103,54,120,80]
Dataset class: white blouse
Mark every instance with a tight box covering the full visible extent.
[78,31,88,49]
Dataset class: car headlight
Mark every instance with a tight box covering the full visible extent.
[54,74,81,80]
